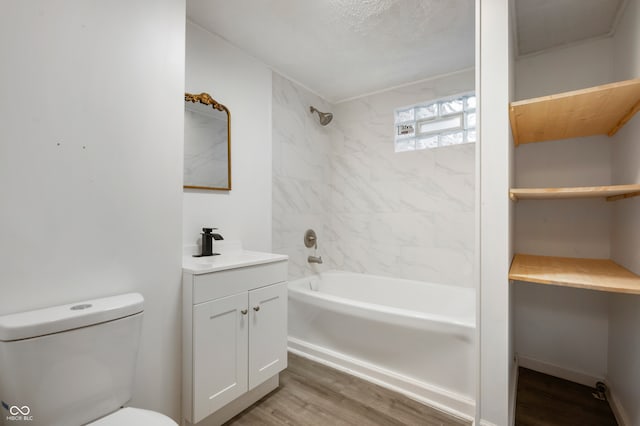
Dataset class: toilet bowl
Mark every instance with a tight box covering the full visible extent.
[0,293,177,426]
[89,407,176,425]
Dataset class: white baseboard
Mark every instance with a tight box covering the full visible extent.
[607,385,630,426]
[479,420,498,426]
[288,337,475,421]
[517,355,604,387]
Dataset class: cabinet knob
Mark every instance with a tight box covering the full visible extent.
[253,305,260,312]
[241,309,248,315]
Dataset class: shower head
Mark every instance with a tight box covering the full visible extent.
[310,106,333,126]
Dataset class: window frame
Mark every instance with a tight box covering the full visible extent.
[394,91,476,152]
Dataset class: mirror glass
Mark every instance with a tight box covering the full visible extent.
[184,93,231,190]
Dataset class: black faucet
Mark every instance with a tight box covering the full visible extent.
[194,227,224,257]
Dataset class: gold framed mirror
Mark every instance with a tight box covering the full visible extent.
[184,92,231,190]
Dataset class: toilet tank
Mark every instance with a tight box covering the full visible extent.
[0,293,144,426]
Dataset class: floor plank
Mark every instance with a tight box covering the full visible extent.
[515,368,618,426]
[225,352,471,426]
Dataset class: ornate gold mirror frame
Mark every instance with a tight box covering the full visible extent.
[184,92,231,190]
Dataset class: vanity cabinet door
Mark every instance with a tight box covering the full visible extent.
[193,292,248,423]
[248,282,288,389]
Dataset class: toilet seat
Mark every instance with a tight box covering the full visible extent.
[88,407,177,426]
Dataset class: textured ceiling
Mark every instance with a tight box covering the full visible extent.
[187,0,475,103]
[515,0,626,56]
[187,0,628,102]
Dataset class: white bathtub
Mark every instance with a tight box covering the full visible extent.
[288,270,476,418]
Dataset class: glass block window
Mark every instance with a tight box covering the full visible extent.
[394,93,476,152]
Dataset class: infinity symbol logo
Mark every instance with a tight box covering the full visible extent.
[9,405,30,415]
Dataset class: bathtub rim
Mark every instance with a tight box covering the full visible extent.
[288,271,476,334]
[312,269,476,292]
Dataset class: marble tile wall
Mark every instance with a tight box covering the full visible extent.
[272,73,333,278]
[329,70,475,287]
[273,69,476,286]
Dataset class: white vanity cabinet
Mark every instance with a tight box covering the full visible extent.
[247,283,288,388]
[182,254,288,425]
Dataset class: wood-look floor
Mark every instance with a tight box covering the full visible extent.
[515,368,618,426]
[225,353,471,426]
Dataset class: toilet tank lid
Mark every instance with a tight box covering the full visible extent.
[0,293,144,342]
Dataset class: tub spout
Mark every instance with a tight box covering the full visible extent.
[308,255,323,264]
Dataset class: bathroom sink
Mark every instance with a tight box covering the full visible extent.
[182,250,288,275]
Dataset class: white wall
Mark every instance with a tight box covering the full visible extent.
[184,22,273,252]
[515,37,614,99]
[514,283,609,381]
[612,0,640,84]
[607,0,640,423]
[513,37,615,384]
[330,70,476,287]
[478,0,513,423]
[0,1,185,421]
[508,9,516,424]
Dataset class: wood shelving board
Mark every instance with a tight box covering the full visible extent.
[509,184,640,201]
[509,254,640,294]
[510,78,640,145]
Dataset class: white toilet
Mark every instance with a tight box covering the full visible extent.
[0,293,177,426]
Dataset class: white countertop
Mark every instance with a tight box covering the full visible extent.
[182,250,288,275]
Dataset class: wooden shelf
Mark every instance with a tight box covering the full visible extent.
[510,78,640,145]
[509,184,640,201]
[509,254,640,294]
